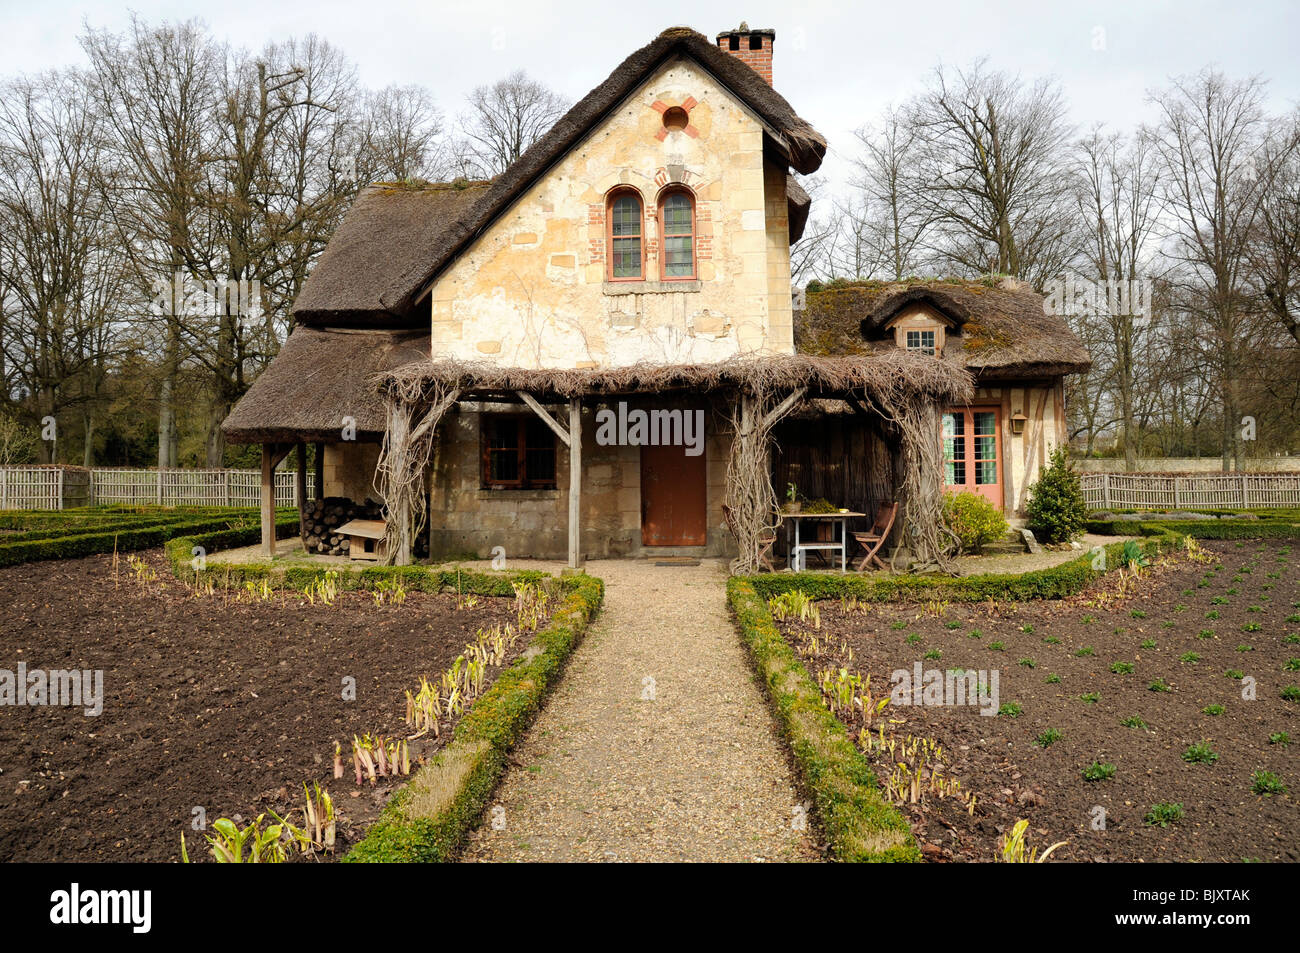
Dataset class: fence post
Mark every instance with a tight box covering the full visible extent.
[156,469,163,506]
[1,468,6,510]
[57,466,64,511]
[1241,474,1249,508]
[1102,473,1111,510]
[224,470,231,507]
[1172,476,1180,510]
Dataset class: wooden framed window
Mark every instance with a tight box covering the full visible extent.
[481,415,557,489]
[658,189,696,280]
[906,329,936,355]
[607,190,644,280]
[942,407,1002,509]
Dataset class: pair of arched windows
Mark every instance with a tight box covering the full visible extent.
[607,188,696,282]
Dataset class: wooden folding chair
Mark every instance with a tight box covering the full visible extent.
[723,503,778,572]
[852,502,898,572]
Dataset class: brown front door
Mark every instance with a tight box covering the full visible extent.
[640,443,707,546]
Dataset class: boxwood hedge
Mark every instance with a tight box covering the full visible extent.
[344,572,604,862]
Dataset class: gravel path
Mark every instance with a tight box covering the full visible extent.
[460,558,821,863]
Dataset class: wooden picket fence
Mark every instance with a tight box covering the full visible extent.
[1082,472,1300,510]
[0,466,315,510]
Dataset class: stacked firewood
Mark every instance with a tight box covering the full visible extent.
[299,496,428,559]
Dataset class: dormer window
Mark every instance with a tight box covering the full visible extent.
[906,329,936,355]
[607,189,644,280]
[659,189,696,280]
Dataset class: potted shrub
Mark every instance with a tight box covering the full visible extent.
[783,482,802,513]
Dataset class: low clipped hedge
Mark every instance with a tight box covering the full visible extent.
[0,509,295,568]
[729,577,918,863]
[747,536,1171,604]
[344,572,604,862]
[1085,518,1300,540]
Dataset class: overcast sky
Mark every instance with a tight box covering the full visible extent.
[5,0,1299,195]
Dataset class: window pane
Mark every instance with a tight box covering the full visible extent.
[524,419,557,484]
[942,413,966,486]
[664,235,693,276]
[973,412,997,485]
[612,236,641,278]
[906,329,936,355]
[611,196,641,236]
[661,194,691,233]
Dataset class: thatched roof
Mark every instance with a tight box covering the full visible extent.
[222,327,430,443]
[381,348,973,406]
[786,175,811,243]
[387,26,826,315]
[293,180,490,325]
[795,278,1092,379]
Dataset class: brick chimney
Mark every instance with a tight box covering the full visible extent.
[715,22,775,86]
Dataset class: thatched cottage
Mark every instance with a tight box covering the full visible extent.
[223,24,1089,571]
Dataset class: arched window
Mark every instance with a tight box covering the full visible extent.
[659,189,695,280]
[607,190,644,280]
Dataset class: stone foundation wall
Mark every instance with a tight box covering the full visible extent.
[427,396,733,561]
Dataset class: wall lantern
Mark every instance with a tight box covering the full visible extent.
[1010,411,1028,435]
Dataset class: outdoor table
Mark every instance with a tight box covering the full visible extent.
[780,511,864,572]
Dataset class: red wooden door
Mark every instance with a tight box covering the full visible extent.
[943,407,1003,510]
[640,443,707,546]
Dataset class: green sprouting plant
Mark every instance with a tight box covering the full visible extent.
[1075,646,1095,657]
[1110,661,1134,674]
[1182,741,1218,764]
[944,620,962,630]
[989,641,1005,651]
[890,620,907,631]
[1141,639,1158,650]
[1237,643,1254,652]
[1081,615,1095,624]
[1281,685,1300,702]
[1225,669,1245,680]
[1148,678,1171,693]
[1173,604,1188,613]
[1080,692,1100,704]
[1034,728,1062,748]
[1211,596,1229,605]
[1288,633,1300,645]
[1130,609,1147,619]
[768,589,819,629]
[1119,539,1150,569]
[1251,771,1287,796]
[1045,673,1061,684]
[1202,704,1225,716]
[1241,623,1261,633]
[997,818,1069,863]
[998,702,1022,718]
[191,815,289,863]
[1120,716,1148,729]
[1198,630,1216,640]
[1018,658,1036,668]
[1144,803,1184,828]
[1020,624,1035,634]
[1082,761,1116,781]
[1179,652,1201,663]
[968,629,983,640]
[923,648,942,660]
[1284,659,1300,672]
[1268,731,1290,747]
[1043,636,1061,645]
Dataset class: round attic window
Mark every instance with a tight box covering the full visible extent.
[662,106,689,132]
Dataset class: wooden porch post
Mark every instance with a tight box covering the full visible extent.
[261,444,275,557]
[568,397,582,569]
[295,442,307,535]
[314,442,325,501]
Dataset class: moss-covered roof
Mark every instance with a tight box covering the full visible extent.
[795,277,1092,379]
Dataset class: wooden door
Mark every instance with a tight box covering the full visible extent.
[640,443,707,546]
[942,407,1003,510]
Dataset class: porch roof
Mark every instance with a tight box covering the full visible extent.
[379,349,974,407]
[222,326,430,444]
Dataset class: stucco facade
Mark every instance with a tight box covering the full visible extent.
[424,57,794,369]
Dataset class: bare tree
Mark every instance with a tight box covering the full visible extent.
[460,70,568,176]
[1151,70,1272,470]
[850,109,932,279]
[361,84,446,182]
[905,60,1075,283]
